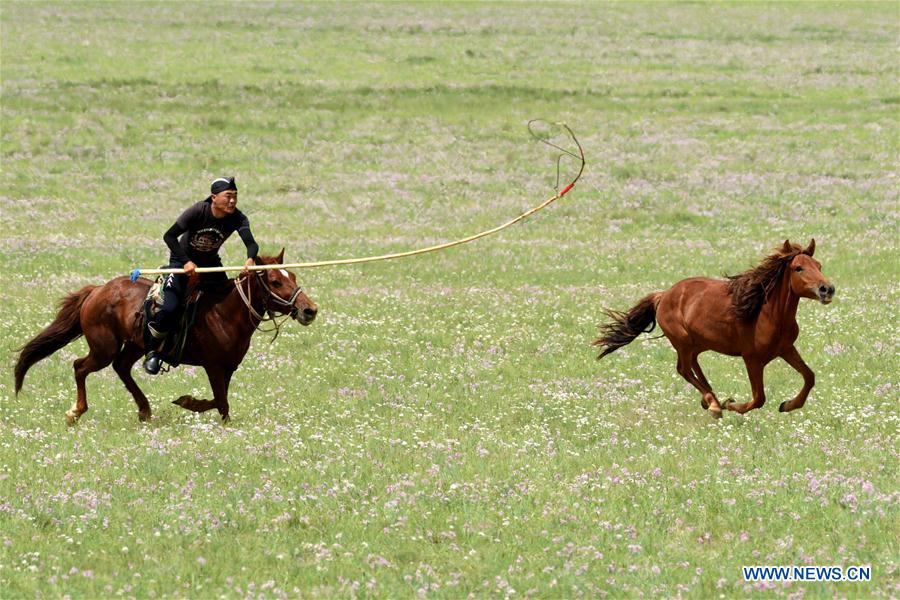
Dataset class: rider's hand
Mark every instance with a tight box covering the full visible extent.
[241,257,255,276]
[183,261,197,276]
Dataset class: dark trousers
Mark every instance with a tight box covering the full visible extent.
[152,273,187,334]
[151,261,227,334]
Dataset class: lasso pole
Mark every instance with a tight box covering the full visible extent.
[130,121,584,281]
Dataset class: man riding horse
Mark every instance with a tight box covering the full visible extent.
[144,176,259,374]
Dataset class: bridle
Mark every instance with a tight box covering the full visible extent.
[234,271,304,341]
[255,270,304,318]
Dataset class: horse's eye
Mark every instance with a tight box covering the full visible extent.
[795,267,803,272]
[272,280,282,288]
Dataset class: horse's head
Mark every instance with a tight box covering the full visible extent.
[256,250,318,326]
[785,239,834,305]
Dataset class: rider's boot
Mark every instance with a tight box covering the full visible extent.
[143,321,168,375]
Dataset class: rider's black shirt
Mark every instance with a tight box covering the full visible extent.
[163,200,259,267]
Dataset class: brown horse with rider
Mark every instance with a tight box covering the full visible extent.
[15,250,317,424]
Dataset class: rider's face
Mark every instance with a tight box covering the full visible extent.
[211,189,237,216]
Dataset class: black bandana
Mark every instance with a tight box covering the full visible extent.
[210,177,237,195]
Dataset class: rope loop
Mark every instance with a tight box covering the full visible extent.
[131,121,585,278]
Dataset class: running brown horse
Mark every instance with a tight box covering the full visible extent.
[14,251,317,424]
[594,239,834,418]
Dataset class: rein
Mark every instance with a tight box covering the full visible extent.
[233,273,298,342]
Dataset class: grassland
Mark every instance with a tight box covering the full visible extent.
[1,2,897,597]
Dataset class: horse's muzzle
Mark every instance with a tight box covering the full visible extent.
[293,306,318,326]
[816,283,835,304]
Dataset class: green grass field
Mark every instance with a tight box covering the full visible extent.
[1,2,897,597]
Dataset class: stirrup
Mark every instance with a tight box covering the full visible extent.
[147,322,168,340]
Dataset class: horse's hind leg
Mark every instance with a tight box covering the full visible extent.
[68,343,116,425]
[725,357,767,414]
[113,343,152,422]
[690,354,723,417]
[675,350,722,418]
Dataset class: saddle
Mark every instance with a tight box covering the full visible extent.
[138,274,203,369]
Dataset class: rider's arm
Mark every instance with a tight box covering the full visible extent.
[237,213,259,261]
[164,203,202,266]
[238,229,259,261]
[164,222,190,265]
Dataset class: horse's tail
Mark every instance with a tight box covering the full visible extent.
[593,293,660,359]
[15,285,96,394]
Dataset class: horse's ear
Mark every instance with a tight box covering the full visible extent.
[804,238,815,256]
[781,239,792,253]
[276,247,285,264]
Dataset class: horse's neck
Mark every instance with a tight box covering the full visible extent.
[759,270,800,326]
[214,278,266,335]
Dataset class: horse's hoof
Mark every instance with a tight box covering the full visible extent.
[138,411,152,423]
[779,401,788,413]
[65,411,79,426]
[220,415,230,426]
[700,397,709,410]
[709,407,723,419]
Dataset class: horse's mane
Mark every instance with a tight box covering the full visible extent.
[198,277,239,301]
[726,242,808,320]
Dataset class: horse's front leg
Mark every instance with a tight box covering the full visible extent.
[172,395,218,413]
[778,345,815,413]
[207,367,234,424]
[172,366,217,413]
[725,357,767,414]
